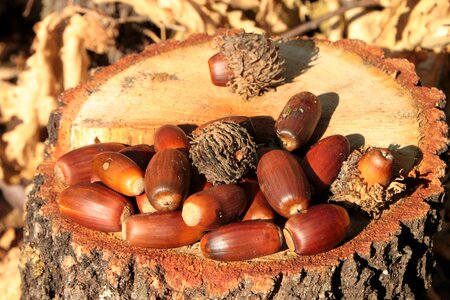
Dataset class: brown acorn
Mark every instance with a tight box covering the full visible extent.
[119,144,155,171]
[283,204,350,255]
[357,148,394,187]
[92,151,145,196]
[55,143,126,186]
[302,135,350,194]
[135,193,158,214]
[153,124,190,152]
[239,179,275,221]
[208,52,233,87]
[58,183,134,232]
[124,211,203,248]
[257,149,311,218]
[182,184,247,231]
[275,91,322,151]
[200,220,283,261]
[144,148,191,212]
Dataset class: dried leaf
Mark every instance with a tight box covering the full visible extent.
[0,247,21,300]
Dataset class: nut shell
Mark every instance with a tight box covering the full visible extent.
[153,124,190,152]
[119,144,155,171]
[144,149,191,212]
[283,204,350,255]
[208,52,233,86]
[357,148,394,187]
[55,143,125,186]
[257,149,311,218]
[124,211,203,248]
[58,183,134,232]
[302,135,350,194]
[182,184,247,231]
[240,179,275,221]
[92,151,145,196]
[200,220,283,261]
[275,91,322,151]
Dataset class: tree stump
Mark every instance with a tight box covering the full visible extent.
[20,32,448,299]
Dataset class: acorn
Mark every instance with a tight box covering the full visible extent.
[302,135,350,194]
[119,144,155,171]
[257,149,311,218]
[144,148,191,212]
[124,211,203,249]
[92,151,145,196]
[153,124,190,152]
[54,143,126,186]
[182,184,247,231]
[209,32,285,100]
[190,121,257,185]
[239,179,275,221]
[200,220,283,261]
[357,148,394,187]
[135,193,158,214]
[208,52,233,86]
[275,91,322,151]
[58,183,134,232]
[283,204,350,255]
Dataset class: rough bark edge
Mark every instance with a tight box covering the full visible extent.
[21,32,448,298]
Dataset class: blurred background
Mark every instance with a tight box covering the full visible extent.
[0,0,448,299]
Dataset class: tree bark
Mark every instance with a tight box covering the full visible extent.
[20,33,447,299]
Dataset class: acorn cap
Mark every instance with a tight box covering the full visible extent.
[217,32,285,100]
[329,147,406,218]
[189,121,257,185]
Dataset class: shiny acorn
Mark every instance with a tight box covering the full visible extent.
[58,182,134,232]
[275,91,322,151]
[144,148,191,212]
[92,151,145,196]
[55,143,125,186]
[357,148,394,187]
[119,144,155,171]
[302,135,350,194]
[182,184,247,231]
[257,149,311,218]
[124,211,203,248]
[153,124,190,152]
[283,204,350,255]
[200,220,283,261]
[239,179,275,221]
[135,193,158,214]
[208,52,233,86]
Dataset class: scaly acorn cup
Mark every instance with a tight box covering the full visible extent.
[190,121,257,185]
[54,142,126,186]
[209,32,285,100]
[124,211,204,249]
[283,204,350,255]
[302,135,350,194]
[275,91,322,151]
[144,148,191,212]
[192,116,256,138]
[182,184,247,231]
[92,151,145,196]
[119,144,155,171]
[58,182,134,232]
[357,147,394,187]
[153,124,190,152]
[257,149,311,218]
[200,220,284,261]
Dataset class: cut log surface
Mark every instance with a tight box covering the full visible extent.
[21,32,448,299]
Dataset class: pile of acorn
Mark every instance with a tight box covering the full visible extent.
[54,90,396,262]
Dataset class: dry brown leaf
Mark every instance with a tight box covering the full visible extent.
[347,0,450,51]
[0,7,118,182]
[256,0,301,34]
[0,247,21,300]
